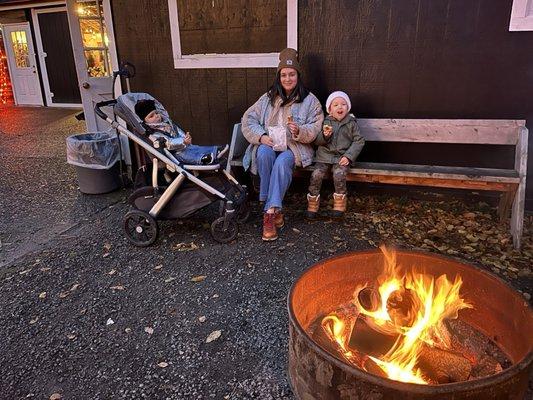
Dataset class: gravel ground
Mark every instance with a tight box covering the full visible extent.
[1,105,531,399]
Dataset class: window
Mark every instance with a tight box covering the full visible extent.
[168,0,297,69]
[10,30,29,68]
[509,0,533,31]
[76,0,112,76]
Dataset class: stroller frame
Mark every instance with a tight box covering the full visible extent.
[94,97,248,246]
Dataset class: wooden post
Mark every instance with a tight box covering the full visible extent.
[511,127,528,249]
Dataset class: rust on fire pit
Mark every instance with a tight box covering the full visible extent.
[287,249,533,400]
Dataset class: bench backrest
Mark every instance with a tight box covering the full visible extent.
[357,119,526,145]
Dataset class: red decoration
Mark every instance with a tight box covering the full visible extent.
[0,33,13,104]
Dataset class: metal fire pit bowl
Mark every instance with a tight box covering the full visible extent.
[288,249,533,400]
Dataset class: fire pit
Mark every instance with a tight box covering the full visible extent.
[288,249,533,399]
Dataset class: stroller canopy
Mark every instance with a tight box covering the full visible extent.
[114,92,173,136]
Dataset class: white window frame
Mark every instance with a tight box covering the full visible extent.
[509,0,533,31]
[167,0,297,69]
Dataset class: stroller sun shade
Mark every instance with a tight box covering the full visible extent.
[114,92,173,137]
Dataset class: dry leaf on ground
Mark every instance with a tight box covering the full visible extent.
[206,330,222,343]
[144,327,154,335]
[191,275,206,282]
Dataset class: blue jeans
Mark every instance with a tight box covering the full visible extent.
[256,145,295,211]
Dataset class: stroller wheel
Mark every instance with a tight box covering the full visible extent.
[123,210,158,247]
[236,202,251,223]
[210,216,238,243]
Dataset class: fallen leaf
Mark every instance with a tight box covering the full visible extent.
[40,267,51,272]
[106,318,114,326]
[107,269,116,275]
[191,275,206,282]
[198,316,206,323]
[144,327,154,335]
[70,283,80,292]
[172,242,199,252]
[49,394,62,400]
[164,277,176,283]
[58,292,69,299]
[154,264,163,270]
[110,285,125,291]
[157,362,168,368]
[19,269,32,275]
[29,317,39,324]
[66,334,76,340]
[206,330,222,343]
[292,228,301,233]
[103,253,110,258]
[103,243,112,251]
[39,292,47,299]
[125,327,132,333]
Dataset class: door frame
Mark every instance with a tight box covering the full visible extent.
[1,22,44,106]
[31,6,82,108]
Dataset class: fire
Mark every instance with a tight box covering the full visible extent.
[321,246,472,385]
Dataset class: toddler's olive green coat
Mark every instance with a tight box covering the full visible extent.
[314,114,365,164]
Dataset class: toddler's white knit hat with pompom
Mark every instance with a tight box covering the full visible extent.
[326,91,351,113]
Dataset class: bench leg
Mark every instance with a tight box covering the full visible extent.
[510,181,526,250]
[497,190,515,223]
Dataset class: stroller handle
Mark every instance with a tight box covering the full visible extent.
[94,99,118,121]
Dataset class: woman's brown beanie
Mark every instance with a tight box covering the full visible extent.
[277,48,300,73]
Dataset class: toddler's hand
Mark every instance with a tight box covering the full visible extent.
[323,125,333,137]
[339,156,350,166]
[184,132,192,145]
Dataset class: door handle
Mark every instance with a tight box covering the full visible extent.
[82,82,90,89]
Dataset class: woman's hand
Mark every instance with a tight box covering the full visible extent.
[184,132,192,145]
[339,156,350,166]
[288,122,299,139]
[260,134,274,147]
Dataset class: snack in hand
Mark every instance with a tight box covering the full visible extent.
[323,124,333,135]
[287,115,293,123]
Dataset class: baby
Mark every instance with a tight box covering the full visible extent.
[135,99,218,165]
[306,91,365,218]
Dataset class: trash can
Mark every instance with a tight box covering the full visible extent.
[66,132,121,194]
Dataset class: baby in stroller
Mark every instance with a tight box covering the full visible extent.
[134,99,224,165]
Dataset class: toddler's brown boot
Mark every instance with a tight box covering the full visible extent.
[262,212,278,241]
[306,193,320,219]
[332,193,347,217]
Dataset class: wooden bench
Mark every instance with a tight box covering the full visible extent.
[226,120,528,249]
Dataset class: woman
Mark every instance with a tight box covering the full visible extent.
[242,48,324,241]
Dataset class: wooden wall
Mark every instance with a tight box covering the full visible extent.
[111,0,533,209]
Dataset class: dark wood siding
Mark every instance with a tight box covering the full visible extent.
[111,0,533,209]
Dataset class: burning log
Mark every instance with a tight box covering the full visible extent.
[417,344,472,383]
[386,288,418,327]
[357,287,380,311]
[348,316,398,358]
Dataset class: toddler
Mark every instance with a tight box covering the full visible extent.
[307,91,365,218]
[135,99,219,165]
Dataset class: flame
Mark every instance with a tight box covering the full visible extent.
[321,246,472,385]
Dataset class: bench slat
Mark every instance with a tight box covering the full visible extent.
[357,119,524,145]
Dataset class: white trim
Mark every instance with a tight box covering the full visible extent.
[168,0,298,69]
[102,0,122,97]
[509,0,533,31]
[0,1,65,12]
[31,6,82,107]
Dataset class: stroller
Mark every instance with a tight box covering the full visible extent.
[94,92,248,246]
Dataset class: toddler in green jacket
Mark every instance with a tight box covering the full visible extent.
[307,91,365,218]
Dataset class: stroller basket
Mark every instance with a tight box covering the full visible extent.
[94,93,248,246]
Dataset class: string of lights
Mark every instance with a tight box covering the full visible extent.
[0,34,13,105]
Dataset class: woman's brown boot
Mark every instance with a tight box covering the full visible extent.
[262,213,278,241]
[306,193,320,219]
[332,193,347,217]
